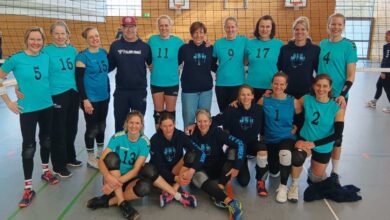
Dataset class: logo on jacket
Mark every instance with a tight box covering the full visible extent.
[163,147,176,162]
[290,53,306,68]
[193,53,207,66]
[239,116,254,130]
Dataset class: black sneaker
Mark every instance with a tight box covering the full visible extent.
[86,195,110,210]
[53,168,72,178]
[330,172,341,185]
[67,159,83,167]
[119,201,140,220]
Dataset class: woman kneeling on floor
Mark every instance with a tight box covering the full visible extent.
[86,111,197,220]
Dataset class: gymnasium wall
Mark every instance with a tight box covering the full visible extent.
[0,0,336,57]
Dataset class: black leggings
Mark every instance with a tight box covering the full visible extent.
[267,139,295,185]
[81,99,109,150]
[20,107,53,180]
[51,89,79,171]
[215,86,241,112]
[237,141,267,187]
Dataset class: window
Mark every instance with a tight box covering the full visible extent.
[107,0,142,16]
[344,18,373,59]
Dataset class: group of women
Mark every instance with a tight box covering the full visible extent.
[0,11,357,220]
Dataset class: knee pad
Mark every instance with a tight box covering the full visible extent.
[103,152,120,171]
[139,164,159,182]
[153,111,163,125]
[334,138,342,147]
[292,149,307,167]
[86,125,99,139]
[309,172,325,183]
[256,154,268,168]
[226,148,236,161]
[133,178,153,197]
[183,150,197,165]
[98,121,106,134]
[22,142,36,159]
[279,149,292,166]
[40,136,51,150]
[192,171,209,188]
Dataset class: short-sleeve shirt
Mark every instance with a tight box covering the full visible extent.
[300,95,340,153]
[76,48,109,102]
[213,36,248,86]
[246,38,284,89]
[1,51,52,113]
[318,38,358,97]
[43,44,78,95]
[148,35,184,87]
[107,131,150,175]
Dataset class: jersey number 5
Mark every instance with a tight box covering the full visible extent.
[33,66,42,80]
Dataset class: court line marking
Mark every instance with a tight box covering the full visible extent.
[6,149,85,220]
[303,166,339,220]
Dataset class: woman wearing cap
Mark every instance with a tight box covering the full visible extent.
[246,15,284,102]
[148,15,184,129]
[76,27,110,169]
[0,27,58,207]
[108,16,152,133]
[213,16,248,112]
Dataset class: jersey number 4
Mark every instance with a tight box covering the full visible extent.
[323,52,331,64]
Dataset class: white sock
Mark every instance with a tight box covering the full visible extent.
[292,178,299,186]
[174,192,182,201]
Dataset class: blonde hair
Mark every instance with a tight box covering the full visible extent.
[292,16,310,31]
[224,16,238,28]
[123,111,145,133]
[24,27,46,48]
[50,20,71,36]
[328,13,346,26]
[195,109,212,121]
[157,15,173,26]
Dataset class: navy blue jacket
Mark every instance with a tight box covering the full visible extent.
[108,38,152,91]
[178,40,217,93]
[277,39,320,98]
[150,128,204,184]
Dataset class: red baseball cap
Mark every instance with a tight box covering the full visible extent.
[122,16,137,26]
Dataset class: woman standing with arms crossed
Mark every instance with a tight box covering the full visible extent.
[317,13,357,183]
[76,27,110,169]
[0,27,58,207]
[213,16,247,112]
[148,15,183,128]
[246,15,283,102]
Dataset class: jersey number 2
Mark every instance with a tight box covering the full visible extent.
[311,111,320,125]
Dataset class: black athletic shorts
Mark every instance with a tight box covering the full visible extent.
[150,85,179,96]
[311,150,332,164]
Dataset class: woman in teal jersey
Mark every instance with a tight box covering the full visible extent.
[45,21,81,177]
[246,15,284,102]
[76,27,110,170]
[318,12,357,183]
[148,15,183,129]
[257,72,301,203]
[87,111,197,219]
[0,27,59,207]
[213,16,247,112]
[291,75,345,198]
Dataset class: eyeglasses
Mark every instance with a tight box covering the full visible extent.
[122,25,136,30]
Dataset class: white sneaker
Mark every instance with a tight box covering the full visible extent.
[382,106,390,113]
[287,184,299,203]
[367,99,377,108]
[87,154,99,169]
[276,184,288,203]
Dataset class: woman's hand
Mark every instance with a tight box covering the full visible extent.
[185,124,196,135]
[226,168,239,179]
[7,101,22,114]
[15,85,25,99]
[83,99,94,115]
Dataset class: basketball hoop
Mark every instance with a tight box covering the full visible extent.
[175,3,183,14]
[173,0,184,14]
[290,0,303,11]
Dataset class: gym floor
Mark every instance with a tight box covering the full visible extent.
[1,63,389,220]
